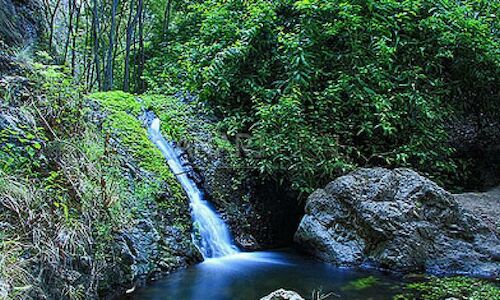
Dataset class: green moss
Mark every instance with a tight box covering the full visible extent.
[89,91,187,214]
[1,65,196,298]
[141,94,190,141]
[90,91,141,115]
[394,276,500,300]
[342,276,380,291]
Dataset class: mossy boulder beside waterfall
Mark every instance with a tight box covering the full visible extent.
[294,168,499,277]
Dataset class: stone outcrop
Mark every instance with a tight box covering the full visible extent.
[0,0,43,47]
[98,199,201,298]
[454,186,500,235]
[0,75,201,299]
[294,168,499,277]
[1,0,43,78]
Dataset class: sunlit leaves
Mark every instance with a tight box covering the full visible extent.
[145,0,499,191]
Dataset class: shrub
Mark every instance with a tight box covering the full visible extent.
[146,0,499,193]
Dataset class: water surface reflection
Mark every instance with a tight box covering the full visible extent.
[123,249,404,300]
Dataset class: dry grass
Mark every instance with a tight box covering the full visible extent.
[0,173,38,299]
[0,132,107,299]
[1,63,168,299]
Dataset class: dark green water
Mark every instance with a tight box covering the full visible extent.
[122,249,407,300]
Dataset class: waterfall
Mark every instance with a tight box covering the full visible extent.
[148,117,239,259]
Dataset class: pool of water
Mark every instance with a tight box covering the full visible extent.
[122,249,407,300]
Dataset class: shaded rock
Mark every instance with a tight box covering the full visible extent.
[179,96,301,250]
[454,186,500,234]
[294,168,500,277]
[125,219,162,278]
[260,289,304,300]
[0,0,43,47]
[96,180,201,299]
[0,53,20,78]
[447,115,500,190]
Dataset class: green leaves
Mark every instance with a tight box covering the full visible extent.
[146,0,499,192]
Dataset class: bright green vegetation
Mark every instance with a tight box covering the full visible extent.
[395,276,500,300]
[142,94,192,142]
[89,91,187,214]
[342,276,380,291]
[144,0,499,193]
[38,0,499,194]
[32,0,499,194]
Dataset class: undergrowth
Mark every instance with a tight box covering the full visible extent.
[0,58,194,299]
[394,276,500,300]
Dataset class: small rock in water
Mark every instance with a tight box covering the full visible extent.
[260,289,304,300]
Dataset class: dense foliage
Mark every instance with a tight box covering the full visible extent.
[146,0,499,193]
[395,276,500,300]
[36,0,499,193]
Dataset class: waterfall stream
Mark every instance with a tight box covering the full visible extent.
[148,117,239,259]
[121,115,407,300]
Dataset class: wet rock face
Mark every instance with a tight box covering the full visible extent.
[0,90,199,300]
[101,221,201,297]
[95,143,202,298]
[167,94,302,250]
[294,168,500,277]
[1,0,43,77]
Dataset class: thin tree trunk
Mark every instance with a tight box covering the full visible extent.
[92,0,102,90]
[46,0,62,51]
[131,22,137,92]
[83,1,91,89]
[137,0,145,93]
[123,0,138,92]
[71,0,83,78]
[63,0,75,63]
[112,3,124,87]
[104,0,119,91]
[162,0,172,40]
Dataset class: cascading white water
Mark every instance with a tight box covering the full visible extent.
[148,117,239,259]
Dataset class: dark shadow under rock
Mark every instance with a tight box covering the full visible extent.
[181,110,302,250]
[447,114,500,191]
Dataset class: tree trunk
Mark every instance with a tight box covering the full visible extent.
[123,0,138,92]
[104,0,119,91]
[71,0,83,78]
[63,0,75,63]
[92,0,102,90]
[162,0,172,40]
[46,0,62,52]
[136,0,145,93]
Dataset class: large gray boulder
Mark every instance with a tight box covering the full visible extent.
[294,168,499,277]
